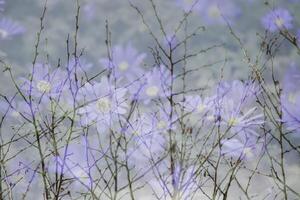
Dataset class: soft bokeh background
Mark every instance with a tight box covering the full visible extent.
[1,0,299,86]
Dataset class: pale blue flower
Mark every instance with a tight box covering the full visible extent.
[137,65,171,104]
[23,63,67,99]
[198,0,240,25]
[221,137,263,160]
[0,18,25,39]
[215,80,263,136]
[261,8,293,32]
[78,77,128,130]
[100,43,146,82]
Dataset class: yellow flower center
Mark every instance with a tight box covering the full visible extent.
[132,130,140,136]
[37,80,52,93]
[275,18,284,27]
[243,147,253,157]
[208,5,221,19]
[288,93,297,104]
[197,103,207,113]
[207,115,215,121]
[146,86,159,97]
[228,117,239,126]
[96,97,112,113]
[157,120,167,130]
[118,61,129,71]
[11,111,20,118]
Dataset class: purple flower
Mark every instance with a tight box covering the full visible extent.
[281,64,300,133]
[100,43,146,82]
[67,57,93,75]
[217,80,259,109]
[137,65,171,104]
[261,8,293,32]
[78,77,128,130]
[125,106,177,167]
[0,18,25,39]
[215,80,263,135]
[47,140,98,189]
[23,63,67,99]
[126,112,167,168]
[181,95,214,115]
[197,0,240,25]
[148,106,177,134]
[126,105,176,140]
[221,137,263,160]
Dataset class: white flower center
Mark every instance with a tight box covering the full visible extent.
[132,130,140,136]
[207,115,215,121]
[146,86,159,97]
[275,18,284,27]
[288,93,297,104]
[11,111,20,118]
[208,5,221,18]
[197,103,207,113]
[96,97,112,113]
[0,29,8,38]
[242,147,253,158]
[118,61,129,71]
[228,117,239,126]
[37,80,52,93]
[157,120,167,130]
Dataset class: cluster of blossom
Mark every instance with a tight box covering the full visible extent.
[1,42,281,192]
[0,0,25,40]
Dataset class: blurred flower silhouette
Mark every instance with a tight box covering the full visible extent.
[100,43,146,82]
[47,140,99,190]
[22,63,67,100]
[127,111,167,169]
[0,18,25,39]
[215,80,263,135]
[78,77,128,131]
[138,65,171,104]
[181,95,214,116]
[221,137,263,160]
[198,0,240,25]
[261,8,293,32]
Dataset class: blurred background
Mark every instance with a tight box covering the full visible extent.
[0,0,299,92]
